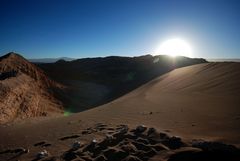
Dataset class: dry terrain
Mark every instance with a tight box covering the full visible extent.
[0,62,239,161]
[0,53,64,123]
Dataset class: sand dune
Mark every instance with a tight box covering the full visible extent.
[83,63,240,145]
[0,62,239,161]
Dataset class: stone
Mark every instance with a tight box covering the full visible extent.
[72,141,81,150]
[147,127,157,136]
[92,139,98,144]
[37,150,48,159]
[136,125,147,133]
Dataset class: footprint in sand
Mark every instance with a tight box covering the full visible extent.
[59,135,81,141]
[34,141,52,147]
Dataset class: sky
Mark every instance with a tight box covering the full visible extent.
[0,0,239,59]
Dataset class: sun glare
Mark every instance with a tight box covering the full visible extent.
[155,38,192,57]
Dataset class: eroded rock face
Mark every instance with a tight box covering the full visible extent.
[0,53,64,123]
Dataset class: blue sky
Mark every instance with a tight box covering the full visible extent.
[0,0,239,59]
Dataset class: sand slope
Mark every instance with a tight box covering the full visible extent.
[81,62,240,145]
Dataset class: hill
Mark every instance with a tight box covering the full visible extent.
[29,57,75,63]
[0,52,64,123]
[37,55,207,112]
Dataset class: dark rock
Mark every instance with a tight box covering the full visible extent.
[103,148,129,161]
[151,143,169,151]
[147,127,157,136]
[159,132,170,139]
[62,150,78,161]
[72,141,81,150]
[131,141,152,152]
[120,142,138,153]
[80,155,92,161]
[37,150,48,159]
[82,140,98,153]
[42,156,58,161]
[122,155,141,161]
[133,150,149,161]
[135,125,147,133]
[94,155,107,161]
[124,133,138,140]
[144,149,157,157]
[136,138,149,145]
[162,136,184,149]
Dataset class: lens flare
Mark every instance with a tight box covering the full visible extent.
[64,110,72,116]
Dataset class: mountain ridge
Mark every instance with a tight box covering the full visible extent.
[37,54,207,112]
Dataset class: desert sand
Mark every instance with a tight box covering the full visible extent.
[0,62,240,161]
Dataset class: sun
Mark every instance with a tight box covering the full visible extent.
[155,38,192,57]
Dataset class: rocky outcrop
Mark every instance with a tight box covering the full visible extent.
[0,52,64,123]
